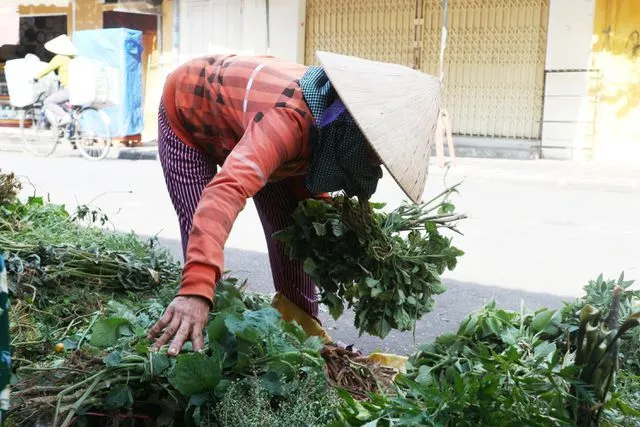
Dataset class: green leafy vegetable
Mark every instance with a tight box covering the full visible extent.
[169,351,222,396]
[90,317,131,347]
[275,185,465,338]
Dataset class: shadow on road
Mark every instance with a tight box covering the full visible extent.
[152,236,567,354]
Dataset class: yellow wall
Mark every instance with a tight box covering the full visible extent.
[591,0,640,160]
[162,0,173,56]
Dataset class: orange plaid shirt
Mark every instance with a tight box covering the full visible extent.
[163,55,319,302]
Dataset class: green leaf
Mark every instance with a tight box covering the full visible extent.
[303,257,317,275]
[224,308,281,342]
[534,341,556,360]
[104,351,121,367]
[616,398,640,416]
[531,309,556,334]
[459,314,479,336]
[312,222,327,236]
[327,293,344,320]
[329,219,344,237]
[485,317,502,336]
[134,338,151,355]
[261,370,283,396]
[169,351,222,396]
[438,202,456,214]
[90,317,131,348]
[105,384,133,410]
[365,277,379,288]
[152,353,171,376]
[430,280,447,294]
[207,312,229,343]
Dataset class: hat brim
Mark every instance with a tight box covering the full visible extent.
[44,35,78,56]
[316,51,441,203]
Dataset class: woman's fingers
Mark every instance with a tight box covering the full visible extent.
[147,296,211,355]
[169,322,192,356]
[191,323,205,352]
[147,305,175,340]
[153,315,182,351]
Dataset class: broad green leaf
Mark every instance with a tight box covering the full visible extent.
[303,257,317,275]
[104,351,121,367]
[365,277,379,288]
[327,293,344,320]
[459,315,479,336]
[531,309,557,334]
[312,222,327,236]
[499,327,518,345]
[486,317,502,336]
[134,338,151,355]
[169,351,222,396]
[151,353,171,376]
[329,219,344,237]
[616,398,640,416]
[415,365,432,385]
[105,384,133,410]
[207,312,229,342]
[224,308,281,342]
[261,370,283,396]
[90,317,131,348]
[534,341,556,360]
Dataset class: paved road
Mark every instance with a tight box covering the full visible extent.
[4,152,639,353]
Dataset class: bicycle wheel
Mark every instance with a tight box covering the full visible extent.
[20,107,59,157]
[75,108,112,161]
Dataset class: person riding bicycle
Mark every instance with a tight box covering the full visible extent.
[33,34,77,127]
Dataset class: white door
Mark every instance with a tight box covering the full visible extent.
[180,0,244,61]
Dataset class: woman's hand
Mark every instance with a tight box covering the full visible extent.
[147,295,210,356]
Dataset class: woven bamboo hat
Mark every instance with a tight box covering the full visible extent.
[316,51,441,203]
[44,34,78,56]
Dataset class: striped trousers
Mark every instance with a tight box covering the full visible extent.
[157,102,318,318]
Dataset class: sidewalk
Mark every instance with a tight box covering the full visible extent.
[433,157,640,192]
[3,126,640,192]
[0,127,158,160]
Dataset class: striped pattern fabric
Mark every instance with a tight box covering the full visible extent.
[160,54,327,314]
[158,104,318,316]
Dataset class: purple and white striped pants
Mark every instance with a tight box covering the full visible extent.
[157,103,318,317]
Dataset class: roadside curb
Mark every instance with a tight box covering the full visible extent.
[0,141,158,161]
[116,147,158,161]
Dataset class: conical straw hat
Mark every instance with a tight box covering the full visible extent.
[44,34,78,56]
[316,51,441,203]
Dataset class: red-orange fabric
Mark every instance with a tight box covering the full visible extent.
[162,54,324,303]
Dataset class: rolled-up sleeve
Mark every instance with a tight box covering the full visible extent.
[178,107,310,303]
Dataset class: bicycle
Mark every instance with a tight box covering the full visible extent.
[19,90,112,161]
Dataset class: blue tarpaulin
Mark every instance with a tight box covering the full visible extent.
[73,28,144,137]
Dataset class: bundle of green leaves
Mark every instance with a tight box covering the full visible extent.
[336,278,640,427]
[9,278,338,426]
[275,187,465,338]
[1,196,181,300]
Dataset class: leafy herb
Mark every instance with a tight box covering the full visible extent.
[336,282,640,427]
[275,186,465,338]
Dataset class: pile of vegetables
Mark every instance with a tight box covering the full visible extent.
[275,186,465,338]
[1,171,639,427]
[337,277,640,426]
